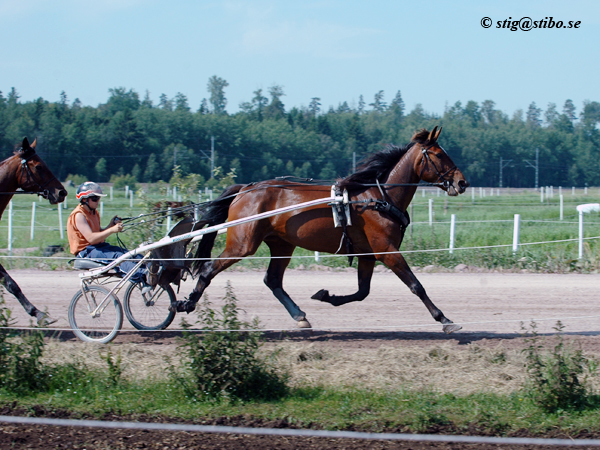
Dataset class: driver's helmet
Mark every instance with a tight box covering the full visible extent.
[76,181,107,200]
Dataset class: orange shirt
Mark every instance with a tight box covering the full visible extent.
[67,204,101,255]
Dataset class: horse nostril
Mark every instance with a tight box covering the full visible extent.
[459,180,469,190]
[59,189,67,199]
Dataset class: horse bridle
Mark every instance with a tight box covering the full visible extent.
[418,143,457,191]
[12,151,59,198]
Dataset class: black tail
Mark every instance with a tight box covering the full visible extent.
[192,184,244,276]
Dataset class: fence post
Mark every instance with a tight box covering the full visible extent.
[130,191,134,208]
[110,186,113,201]
[8,201,13,255]
[449,214,456,254]
[100,201,104,218]
[560,195,564,220]
[58,203,64,239]
[166,207,172,234]
[125,185,129,199]
[173,186,177,200]
[512,214,520,254]
[576,204,600,259]
[471,188,475,203]
[30,202,36,240]
[540,186,544,203]
[579,210,584,259]
[428,199,434,226]
[315,251,320,262]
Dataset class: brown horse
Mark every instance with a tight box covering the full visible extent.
[0,138,67,324]
[174,127,469,333]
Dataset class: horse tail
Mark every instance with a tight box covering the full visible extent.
[192,184,244,276]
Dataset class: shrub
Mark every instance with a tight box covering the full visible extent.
[65,174,87,186]
[109,173,137,190]
[175,282,288,402]
[522,321,597,412]
[0,296,48,394]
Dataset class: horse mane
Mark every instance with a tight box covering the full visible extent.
[337,128,432,191]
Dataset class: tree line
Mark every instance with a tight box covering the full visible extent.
[1,77,599,189]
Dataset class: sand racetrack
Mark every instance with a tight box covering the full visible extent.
[6,267,600,340]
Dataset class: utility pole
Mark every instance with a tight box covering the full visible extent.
[499,157,512,188]
[524,147,539,189]
[199,136,216,179]
[173,145,177,168]
[211,136,215,178]
[352,152,356,173]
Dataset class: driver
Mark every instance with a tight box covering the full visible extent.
[66,181,152,293]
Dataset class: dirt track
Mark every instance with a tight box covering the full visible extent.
[6,267,600,339]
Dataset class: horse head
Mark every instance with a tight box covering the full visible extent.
[413,126,469,196]
[15,138,67,204]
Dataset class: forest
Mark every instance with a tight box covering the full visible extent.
[1,77,599,189]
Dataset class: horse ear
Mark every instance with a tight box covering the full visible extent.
[22,137,30,150]
[434,126,443,141]
[30,138,37,150]
[428,126,438,144]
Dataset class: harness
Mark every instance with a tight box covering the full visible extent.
[326,143,456,265]
[329,185,354,264]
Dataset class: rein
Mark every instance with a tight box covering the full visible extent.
[120,142,456,232]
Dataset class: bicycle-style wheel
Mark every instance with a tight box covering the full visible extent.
[68,285,123,344]
[123,282,176,330]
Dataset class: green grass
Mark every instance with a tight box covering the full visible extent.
[3,377,600,435]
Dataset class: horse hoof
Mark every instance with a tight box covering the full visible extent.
[36,316,57,327]
[443,323,462,334]
[297,319,312,329]
[311,289,329,302]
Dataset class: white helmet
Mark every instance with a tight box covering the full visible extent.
[76,181,107,200]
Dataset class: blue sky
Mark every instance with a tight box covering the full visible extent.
[2,0,598,118]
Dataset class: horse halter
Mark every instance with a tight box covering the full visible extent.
[17,152,58,198]
[418,143,457,190]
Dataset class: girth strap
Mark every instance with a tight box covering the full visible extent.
[373,200,410,229]
[331,185,354,266]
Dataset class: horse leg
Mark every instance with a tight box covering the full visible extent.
[378,252,461,334]
[263,239,310,327]
[0,263,54,325]
[171,230,263,313]
[311,257,375,306]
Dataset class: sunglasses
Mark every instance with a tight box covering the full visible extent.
[88,196,100,202]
